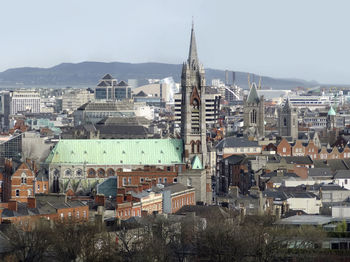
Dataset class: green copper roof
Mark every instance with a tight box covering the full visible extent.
[247,83,260,104]
[45,139,183,165]
[328,106,336,116]
[191,155,203,169]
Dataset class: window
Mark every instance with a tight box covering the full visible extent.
[21,173,27,184]
[83,211,87,218]
[98,169,105,176]
[158,178,162,184]
[76,211,80,219]
[44,184,47,191]
[15,189,19,197]
[123,178,127,186]
[65,169,72,176]
[28,189,32,196]
[75,169,83,176]
[37,184,40,191]
[283,117,287,126]
[283,147,286,153]
[164,178,167,183]
[128,178,131,184]
[173,178,178,183]
[60,213,64,219]
[68,212,72,218]
[140,177,144,183]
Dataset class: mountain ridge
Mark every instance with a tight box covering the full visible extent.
[0,61,318,89]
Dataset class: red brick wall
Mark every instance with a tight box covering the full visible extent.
[117,171,177,186]
[171,191,195,213]
[276,139,292,156]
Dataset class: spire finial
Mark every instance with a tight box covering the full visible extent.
[192,16,194,29]
[187,21,198,67]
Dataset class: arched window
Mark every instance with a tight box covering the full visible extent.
[21,173,27,184]
[191,141,195,154]
[107,168,115,176]
[197,140,201,153]
[284,117,287,127]
[97,168,105,177]
[15,189,19,197]
[88,168,96,177]
[250,109,257,124]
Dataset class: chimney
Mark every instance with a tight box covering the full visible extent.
[126,193,132,202]
[7,201,17,212]
[95,194,105,207]
[116,194,124,204]
[151,178,157,187]
[117,187,126,195]
[27,197,36,209]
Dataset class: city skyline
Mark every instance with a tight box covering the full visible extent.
[1,0,350,84]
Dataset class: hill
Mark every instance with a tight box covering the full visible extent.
[0,61,317,89]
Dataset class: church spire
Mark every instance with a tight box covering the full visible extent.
[187,22,198,68]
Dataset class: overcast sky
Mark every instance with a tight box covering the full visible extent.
[0,0,349,84]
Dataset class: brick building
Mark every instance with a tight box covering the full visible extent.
[0,194,88,224]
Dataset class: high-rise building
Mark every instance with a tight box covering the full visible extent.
[62,89,94,112]
[95,74,131,101]
[10,90,40,115]
[0,91,11,130]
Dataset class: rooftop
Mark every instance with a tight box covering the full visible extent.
[45,139,183,166]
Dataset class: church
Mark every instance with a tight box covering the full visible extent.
[243,82,265,138]
[45,25,213,204]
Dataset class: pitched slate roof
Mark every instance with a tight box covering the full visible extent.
[45,139,183,166]
[97,177,118,197]
[117,80,128,86]
[334,170,350,179]
[314,159,348,171]
[308,168,333,178]
[102,74,113,80]
[246,83,260,104]
[216,137,259,150]
[283,156,313,165]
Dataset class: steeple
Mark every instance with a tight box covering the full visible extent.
[247,82,260,104]
[187,23,199,68]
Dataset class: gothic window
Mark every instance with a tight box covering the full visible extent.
[191,141,195,154]
[192,98,199,109]
[65,169,72,177]
[21,173,27,184]
[284,117,287,127]
[250,109,257,124]
[75,169,83,177]
[196,140,201,153]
